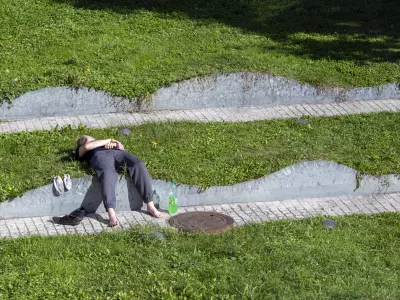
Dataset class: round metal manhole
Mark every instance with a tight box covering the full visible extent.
[168,211,234,234]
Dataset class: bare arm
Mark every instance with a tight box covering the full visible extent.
[78,139,112,157]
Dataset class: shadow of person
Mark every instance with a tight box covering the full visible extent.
[55,149,75,163]
[80,176,103,213]
[52,176,104,226]
[52,174,153,226]
[85,212,109,225]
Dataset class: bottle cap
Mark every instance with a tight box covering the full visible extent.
[171,179,176,184]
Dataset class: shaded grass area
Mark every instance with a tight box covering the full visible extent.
[0,214,399,299]
[1,112,400,202]
[0,0,399,101]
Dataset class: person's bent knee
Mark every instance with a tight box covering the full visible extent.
[129,160,149,176]
[135,160,147,170]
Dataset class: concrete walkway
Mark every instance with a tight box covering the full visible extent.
[1,99,400,239]
[1,99,400,133]
[1,193,399,238]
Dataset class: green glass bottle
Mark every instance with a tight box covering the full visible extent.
[168,180,178,214]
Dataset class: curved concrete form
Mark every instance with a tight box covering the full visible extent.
[1,160,399,219]
[1,73,399,120]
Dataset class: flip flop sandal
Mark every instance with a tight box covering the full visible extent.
[53,175,64,196]
[63,174,72,191]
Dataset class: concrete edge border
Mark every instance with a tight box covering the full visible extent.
[1,72,399,120]
[1,160,399,219]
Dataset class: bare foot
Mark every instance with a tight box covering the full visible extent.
[147,201,163,218]
[108,208,120,227]
[109,216,120,227]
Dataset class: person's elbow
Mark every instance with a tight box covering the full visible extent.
[78,144,89,157]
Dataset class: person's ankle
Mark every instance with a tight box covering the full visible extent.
[147,201,156,210]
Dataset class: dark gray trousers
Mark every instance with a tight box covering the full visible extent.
[90,150,153,210]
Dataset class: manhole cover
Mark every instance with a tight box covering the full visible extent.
[168,211,234,234]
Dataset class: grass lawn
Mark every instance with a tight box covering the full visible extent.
[1,0,399,101]
[1,112,400,202]
[0,213,399,299]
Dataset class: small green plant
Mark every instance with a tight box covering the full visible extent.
[354,171,363,191]
[65,73,86,87]
[63,55,80,66]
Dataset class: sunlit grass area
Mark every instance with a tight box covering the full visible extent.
[0,214,399,299]
[1,112,400,202]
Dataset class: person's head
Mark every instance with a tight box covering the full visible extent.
[76,135,95,149]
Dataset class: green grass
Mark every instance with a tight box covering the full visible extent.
[0,213,399,299]
[1,112,400,202]
[0,0,399,101]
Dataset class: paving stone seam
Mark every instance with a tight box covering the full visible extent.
[2,192,399,239]
[1,99,399,133]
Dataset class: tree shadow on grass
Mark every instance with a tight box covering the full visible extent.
[51,0,400,63]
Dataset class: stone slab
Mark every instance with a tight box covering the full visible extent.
[1,73,399,120]
[1,160,400,219]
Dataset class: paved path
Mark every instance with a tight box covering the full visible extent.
[1,99,400,239]
[0,193,399,238]
[1,99,400,133]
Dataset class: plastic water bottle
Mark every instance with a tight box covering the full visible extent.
[168,180,178,214]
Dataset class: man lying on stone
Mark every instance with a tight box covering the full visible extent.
[74,135,163,226]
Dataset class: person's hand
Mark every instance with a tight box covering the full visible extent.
[116,141,125,150]
[104,142,117,149]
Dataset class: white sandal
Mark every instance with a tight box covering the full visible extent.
[53,176,64,196]
[63,174,72,191]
